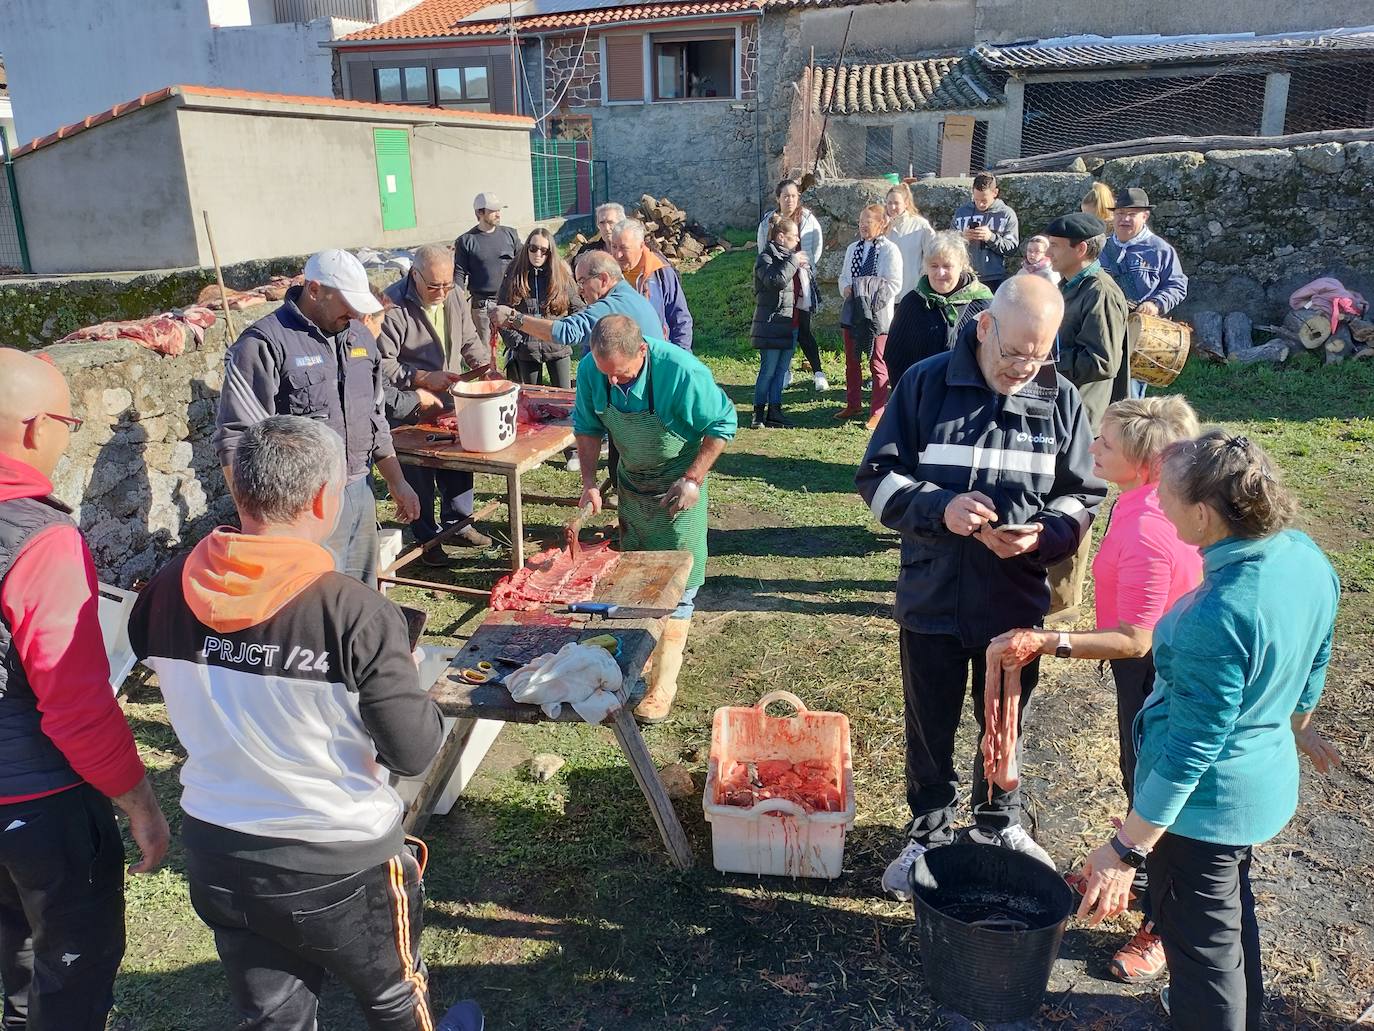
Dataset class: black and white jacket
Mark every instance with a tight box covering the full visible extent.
[856,321,1107,645]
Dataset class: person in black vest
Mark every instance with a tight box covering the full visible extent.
[454,191,521,353]
[215,249,421,588]
[0,348,169,1030]
[855,277,1106,898]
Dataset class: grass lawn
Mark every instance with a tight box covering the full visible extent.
[116,244,1374,1030]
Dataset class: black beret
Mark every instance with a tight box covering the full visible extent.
[1044,212,1106,243]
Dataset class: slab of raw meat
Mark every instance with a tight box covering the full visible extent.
[982,632,1038,801]
[490,542,621,611]
[717,758,842,813]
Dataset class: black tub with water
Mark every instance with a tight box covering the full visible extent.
[908,837,1075,1023]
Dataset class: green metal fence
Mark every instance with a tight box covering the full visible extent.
[531,136,606,221]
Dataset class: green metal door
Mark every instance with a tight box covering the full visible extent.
[373,128,417,231]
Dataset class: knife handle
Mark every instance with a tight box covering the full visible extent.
[566,602,618,617]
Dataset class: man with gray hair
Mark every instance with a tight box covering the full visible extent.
[572,315,735,722]
[581,202,627,253]
[129,415,446,1031]
[857,276,1106,893]
[610,218,693,349]
[490,249,660,352]
[380,242,496,561]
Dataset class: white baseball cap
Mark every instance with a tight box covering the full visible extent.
[473,192,506,211]
[303,249,381,315]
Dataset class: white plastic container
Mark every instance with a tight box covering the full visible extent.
[451,379,520,452]
[703,690,855,879]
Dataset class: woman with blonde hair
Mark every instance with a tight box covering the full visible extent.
[883,230,992,388]
[988,396,1203,983]
[836,203,902,427]
[1082,181,1115,222]
[884,182,934,298]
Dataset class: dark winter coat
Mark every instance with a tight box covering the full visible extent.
[751,242,801,350]
[497,264,586,364]
[884,272,992,388]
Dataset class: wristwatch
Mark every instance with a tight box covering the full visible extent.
[1108,833,1150,869]
[1054,631,1072,659]
[510,310,525,330]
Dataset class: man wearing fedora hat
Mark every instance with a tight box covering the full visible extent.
[1100,187,1189,319]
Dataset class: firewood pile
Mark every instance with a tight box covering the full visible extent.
[1191,302,1374,366]
[568,195,724,265]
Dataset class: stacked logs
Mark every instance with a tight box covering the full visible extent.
[567,195,723,265]
[1192,307,1374,366]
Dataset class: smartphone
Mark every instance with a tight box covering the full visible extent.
[399,605,428,651]
[996,523,1039,534]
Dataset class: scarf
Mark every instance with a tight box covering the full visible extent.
[915,272,994,326]
[850,239,874,279]
[1021,254,1053,276]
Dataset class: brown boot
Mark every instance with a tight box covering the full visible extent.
[634,617,690,724]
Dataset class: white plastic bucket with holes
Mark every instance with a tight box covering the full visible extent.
[451,380,520,452]
[702,690,855,878]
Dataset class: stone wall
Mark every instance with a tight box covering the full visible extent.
[546,32,602,109]
[803,142,1374,315]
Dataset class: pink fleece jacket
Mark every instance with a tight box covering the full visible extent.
[1093,483,1203,630]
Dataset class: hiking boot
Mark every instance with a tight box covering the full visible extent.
[764,404,793,429]
[813,372,830,391]
[881,838,929,901]
[1111,921,1167,983]
[982,825,1055,869]
[452,525,493,548]
[750,404,767,429]
[419,546,458,568]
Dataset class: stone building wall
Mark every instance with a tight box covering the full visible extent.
[546,33,602,109]
[804,142,1374,315]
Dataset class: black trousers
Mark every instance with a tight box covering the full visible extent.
[0,785,126,1031]
[186,844,433,1031]
[1148,833,1262,1031]
[1110,654,1156,917]
[510,356,571,389]
[900,630,1039,845]
[402,464,475,545]
[795,310,825,376]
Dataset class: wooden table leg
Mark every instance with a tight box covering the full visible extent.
[608,706,694,871]
[507,470,524,572]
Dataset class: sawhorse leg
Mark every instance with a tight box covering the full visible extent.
[506,470,524,572]
[608,706,694,870]
[403,718,505,835]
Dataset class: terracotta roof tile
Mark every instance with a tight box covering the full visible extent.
[12,84,532,158]
[814,55,1004,114]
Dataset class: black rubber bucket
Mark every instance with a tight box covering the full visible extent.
[908,837,1075,1023]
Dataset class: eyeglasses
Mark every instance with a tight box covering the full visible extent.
[575,273,600,286]
[24,412,83,433]
[528,244,550,256]
[986,314,1059,369]
[414,268,453,293]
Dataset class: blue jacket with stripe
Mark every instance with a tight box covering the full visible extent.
[1100,228,1189,313]
[856,323,1107,645]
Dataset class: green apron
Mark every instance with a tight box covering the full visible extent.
[598,360,709,590]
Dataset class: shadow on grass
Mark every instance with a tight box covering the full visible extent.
[713,449,862,495]
[695,574,890,617]
[708,524,895,560]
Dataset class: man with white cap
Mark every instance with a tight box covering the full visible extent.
[215,249,420,588]
[454,191,521,354]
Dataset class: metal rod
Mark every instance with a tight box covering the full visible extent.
[2,135,32,274]
[808,10,855,186]
[201,210,238,341]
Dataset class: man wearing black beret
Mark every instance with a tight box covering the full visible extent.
[1043,212,1129,618]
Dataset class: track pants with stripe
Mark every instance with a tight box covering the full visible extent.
[186,844,434,1031]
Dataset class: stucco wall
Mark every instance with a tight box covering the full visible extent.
[805,142,1374,315]
[14,104,199,274]
[801,0,975,57]
[971,0,1374,43]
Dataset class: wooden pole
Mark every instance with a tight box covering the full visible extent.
[201,210,238,341]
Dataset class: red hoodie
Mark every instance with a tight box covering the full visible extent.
[0,452,146,803]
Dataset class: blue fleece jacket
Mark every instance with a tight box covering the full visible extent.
[1101,228,1189,314]
[550,280,663,351]
[641,263,694,350]
[1133,530,1339,845]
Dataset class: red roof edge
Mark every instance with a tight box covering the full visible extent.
[12,83,533,158]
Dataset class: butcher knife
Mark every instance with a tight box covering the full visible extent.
[559,602,677,620]
[564,499,596,561]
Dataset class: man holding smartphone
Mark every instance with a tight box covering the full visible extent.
[856,276,1107,899]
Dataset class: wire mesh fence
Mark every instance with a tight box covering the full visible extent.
[530,136,607,221]
[0,161,25,272]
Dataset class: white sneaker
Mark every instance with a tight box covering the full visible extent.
[995,825,1055,869]
[881,839,929,901]
[813,372,829,391]
[783,366,794,389]
[566,452,581,474]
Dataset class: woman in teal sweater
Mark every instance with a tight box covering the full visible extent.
[1074,430,1341,1030]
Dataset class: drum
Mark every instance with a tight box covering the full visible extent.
[1128,311,1191,387]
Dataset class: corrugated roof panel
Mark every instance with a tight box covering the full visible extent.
[977,29,1374,71]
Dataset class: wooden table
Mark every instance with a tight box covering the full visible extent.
[403,550,695,870]
[385,385,577,596]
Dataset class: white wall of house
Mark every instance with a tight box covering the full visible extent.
[0,0,373,141]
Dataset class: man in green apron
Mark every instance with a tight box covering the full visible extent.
[573,315,737,722]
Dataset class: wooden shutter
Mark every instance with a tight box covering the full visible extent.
[346,58,375,102]
[603,33,645,102]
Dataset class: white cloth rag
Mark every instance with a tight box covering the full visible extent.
[505,643,625,723]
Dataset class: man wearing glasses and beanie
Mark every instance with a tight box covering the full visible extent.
[379,244,497,562]
[857,276,1106,897]
[454,192,521,351]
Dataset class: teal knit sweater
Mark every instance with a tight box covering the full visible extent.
[1133,530,1339,845]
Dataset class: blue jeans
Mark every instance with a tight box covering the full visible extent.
[1130,378,1147,399]
[402,464,474,544]
[754,346,795,406]
[672,585,699,621]
[324,476,380,588]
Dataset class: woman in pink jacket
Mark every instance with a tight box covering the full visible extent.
[988,395,1201,983]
